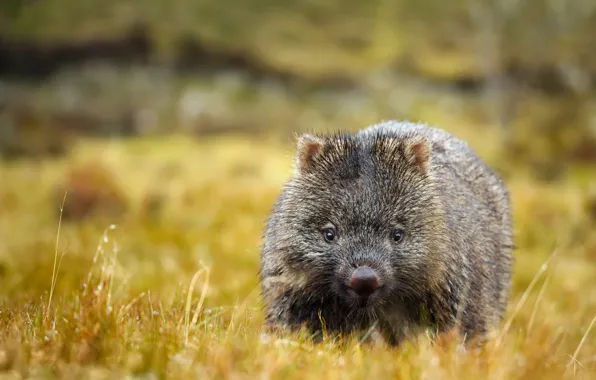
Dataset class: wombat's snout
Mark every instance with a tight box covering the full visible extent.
[348,266,382,298]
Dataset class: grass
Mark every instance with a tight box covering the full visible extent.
[0,126,595,379]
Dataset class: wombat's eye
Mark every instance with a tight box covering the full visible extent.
[322,226,337,243]
[392,228,405,243]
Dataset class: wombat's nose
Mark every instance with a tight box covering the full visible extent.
[349,266,381,297]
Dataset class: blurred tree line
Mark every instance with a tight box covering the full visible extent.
[1,0,596,180]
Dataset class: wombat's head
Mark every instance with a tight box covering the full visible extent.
[262,129,447,313]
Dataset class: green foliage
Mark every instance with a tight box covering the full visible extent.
[5,0,596,79]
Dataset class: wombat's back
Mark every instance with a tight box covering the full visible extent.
[358,121,510,218]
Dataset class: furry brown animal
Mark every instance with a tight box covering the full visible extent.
[260,121,513,345]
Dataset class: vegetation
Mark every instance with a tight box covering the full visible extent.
[0,124,595,378]
[1,0,595,378]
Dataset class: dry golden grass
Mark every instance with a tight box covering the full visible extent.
[0,128,595,379]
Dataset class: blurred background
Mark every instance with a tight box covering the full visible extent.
[1,0,596,323]
[2,0,596,172]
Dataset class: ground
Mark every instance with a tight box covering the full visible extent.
[0,123,595,379]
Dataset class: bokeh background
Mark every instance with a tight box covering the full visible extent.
[0,1,595,378]
[3,0,596,171]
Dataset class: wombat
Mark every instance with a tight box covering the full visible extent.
[260,121,513,345]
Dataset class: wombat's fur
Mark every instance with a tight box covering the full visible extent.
[260,121,513,345]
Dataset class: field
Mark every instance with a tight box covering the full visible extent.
[0,120,595,379]
[1,1,596,377]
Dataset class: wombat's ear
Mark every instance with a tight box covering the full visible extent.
[295,134,325,174]
[403,137,431,173]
